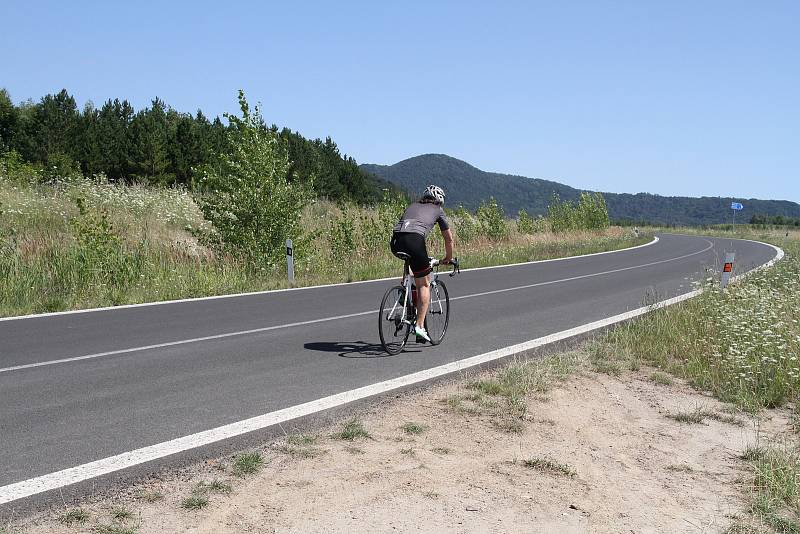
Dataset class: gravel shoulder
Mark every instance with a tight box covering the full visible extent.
[9,353,787,534]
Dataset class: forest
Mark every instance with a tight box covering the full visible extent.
[0,88,390,203]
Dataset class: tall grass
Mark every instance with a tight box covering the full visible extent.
[597,230,799,531]
[0,175,646,317]
[606,236,799,410]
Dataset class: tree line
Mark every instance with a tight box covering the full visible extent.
[0,88,389,203]
[749,214,800,227]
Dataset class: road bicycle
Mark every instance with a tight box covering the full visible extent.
[378,254,460,354]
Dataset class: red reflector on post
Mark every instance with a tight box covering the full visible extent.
[723,263,733,273]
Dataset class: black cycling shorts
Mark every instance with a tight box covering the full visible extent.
[390,232,431,277]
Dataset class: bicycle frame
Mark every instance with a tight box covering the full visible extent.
[386,260,447,327]
[386,261,414,327]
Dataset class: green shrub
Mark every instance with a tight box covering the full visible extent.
[517,209,547,234]
[476,197,508,240]
[328,206,357,266]
[0,149,40,184]
[193,90,311,269]
[548,192,609,232]
[450,205,478,243]
[70,196,142,295]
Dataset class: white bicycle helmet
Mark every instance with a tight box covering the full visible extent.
[422,184,445,204]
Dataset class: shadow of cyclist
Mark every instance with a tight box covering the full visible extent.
[303,341,421,358]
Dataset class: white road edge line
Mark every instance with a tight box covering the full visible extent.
[0,237,706,375]
[0,236,659,323]
[0,240,783,505]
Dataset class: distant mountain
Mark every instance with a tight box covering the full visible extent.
[361,154,800,226]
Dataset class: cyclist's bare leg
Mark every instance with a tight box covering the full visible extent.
[415,274,430,328]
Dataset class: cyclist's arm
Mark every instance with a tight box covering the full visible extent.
[441,228,454,264]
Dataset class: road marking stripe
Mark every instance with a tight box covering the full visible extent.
[0,240,783,505]
[0,237,658,323]
[0,238,707,375]
[0,311,375,374]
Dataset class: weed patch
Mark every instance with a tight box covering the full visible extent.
[94,525,139,534]
[606,234,800,411]
[59,508,89,525]
[195,479,232,495]
[286,434,317,446]
[277,444,326,459]
[110,507,133,521]
[331,419,370,441]
[232,452,264,477]
[521,457,577,477]
[400,422,428,435]
[650,371,674,386]
[667,407,706,424]
[180,495,209,510]
[135,490,163,503]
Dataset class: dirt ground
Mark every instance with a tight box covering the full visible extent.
[11,363,783,534]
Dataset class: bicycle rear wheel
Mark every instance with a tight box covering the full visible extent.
[425,279,450,345]
[378,285,411,354]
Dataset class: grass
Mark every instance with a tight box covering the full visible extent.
[110,506,133,520]
[521,457,577,478]
[195,479,232,495]
[431,447,452,455]
[605,232,800,412]
[0,174,648,318]
[705,411,745,426]
[598,229,800,531]
[650,371,674,386]
[437,352,587,435]
[667,407,707,424]
[400,422,428,435]
[331,419,370,441]
[59,508,89,525]
[746,446,800,525]
[665,406,744,426]
[94,525,139,534]
[232,451,264,477]
[134,490,163,503]
[180,477,232,511]
[665,464,694,473]
[277,444,326,458]
[180,495,209,510]
[286,434,317,446]
[493,418,525,434]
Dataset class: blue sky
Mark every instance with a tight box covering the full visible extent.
[2,1,797,201]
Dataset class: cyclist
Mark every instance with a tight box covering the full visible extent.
[390,184,454,343]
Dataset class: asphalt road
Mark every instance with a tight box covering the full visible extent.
[0,233,778,501]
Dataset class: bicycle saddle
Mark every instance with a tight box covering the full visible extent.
[393,251,411,261]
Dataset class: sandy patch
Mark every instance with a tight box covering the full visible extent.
[12,365,773,534]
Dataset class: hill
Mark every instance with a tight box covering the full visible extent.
[362,154,800,226]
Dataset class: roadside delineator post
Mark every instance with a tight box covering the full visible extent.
[720,252,735,288]
[286,238,294,284]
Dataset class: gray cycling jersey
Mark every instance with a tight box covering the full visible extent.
[393,201,450,237]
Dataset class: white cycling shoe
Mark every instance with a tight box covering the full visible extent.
[414,325,431,343]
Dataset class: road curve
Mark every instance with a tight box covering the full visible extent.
[0,233,779,507]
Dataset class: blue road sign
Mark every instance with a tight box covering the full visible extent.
[731,202,744,211]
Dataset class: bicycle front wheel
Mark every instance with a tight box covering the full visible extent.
[378,285,411,354]
[425,279,450,345]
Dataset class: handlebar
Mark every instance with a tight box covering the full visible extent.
[430,257,461,277]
